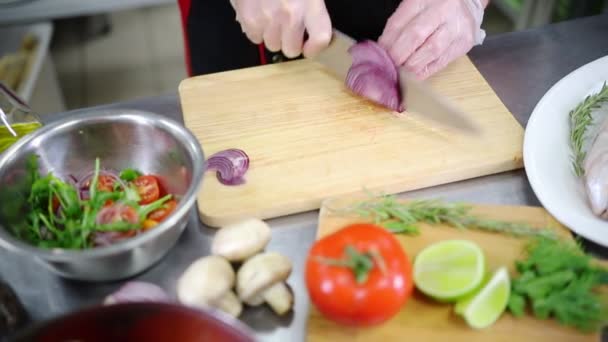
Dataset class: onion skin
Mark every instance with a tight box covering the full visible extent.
[103,281,171,305]
[345,40,405,113]
[205,149,250,186]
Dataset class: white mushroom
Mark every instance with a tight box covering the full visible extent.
[236,252,294,315]
[176,255,242,317]
[211,218,271,262]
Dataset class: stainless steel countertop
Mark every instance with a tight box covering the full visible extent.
[2,13,608,342]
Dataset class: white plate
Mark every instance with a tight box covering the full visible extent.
[524,55,608,246]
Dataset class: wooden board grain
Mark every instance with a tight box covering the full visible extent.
[179,56,524,227]
[308,196,600,342]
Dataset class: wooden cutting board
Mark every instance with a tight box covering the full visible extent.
[179,56,524,227]
[307,196,601,342]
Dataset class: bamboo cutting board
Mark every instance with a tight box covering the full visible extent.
[179,56,524,227]
[308,196,601,342]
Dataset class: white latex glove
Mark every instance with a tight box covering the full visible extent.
[378,0,487,80]
[229,0,332,58]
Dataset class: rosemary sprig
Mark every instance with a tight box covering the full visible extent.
[569,81,608,177]
[328,193,557,240]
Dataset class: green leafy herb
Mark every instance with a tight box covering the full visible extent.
[509,237,608,332]
[16,154,169,250]
[569,81,608,177]
[138,194,173,221]
[119,168,142,182]
[329,192,557,239]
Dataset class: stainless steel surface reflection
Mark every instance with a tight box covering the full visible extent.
[0,109,205,281]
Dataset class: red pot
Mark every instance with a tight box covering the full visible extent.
[10,302,256,342]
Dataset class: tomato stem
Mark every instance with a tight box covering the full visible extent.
[313,245,387,284]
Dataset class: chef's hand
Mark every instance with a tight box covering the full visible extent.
[229,0,332,58]
[378,0,487,80]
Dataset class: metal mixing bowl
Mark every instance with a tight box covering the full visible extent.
[0,109,205,281]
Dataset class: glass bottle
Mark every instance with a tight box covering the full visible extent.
[0,82,42,154]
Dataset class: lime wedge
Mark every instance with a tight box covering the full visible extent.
[413,240,485,301]
[455,267,511,329]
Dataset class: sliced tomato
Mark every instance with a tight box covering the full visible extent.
[151,174,169,197]
[148,200,177,222]
[97,175,116,192]
[52,195,60,212]
[83,175,116,192]
[133,175,160,205]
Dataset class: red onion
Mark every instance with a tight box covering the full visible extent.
[348,41,398,83]
[92,231,125,247]
[205,149,249,186]
[104,281,171,305]
[75,169,126,200]
[345,40,405,113]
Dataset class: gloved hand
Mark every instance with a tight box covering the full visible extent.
[378,0,487,80]
[229,0,332,58]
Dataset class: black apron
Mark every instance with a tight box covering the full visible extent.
[185,0,402,76]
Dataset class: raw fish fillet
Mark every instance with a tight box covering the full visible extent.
[584,116,608,219]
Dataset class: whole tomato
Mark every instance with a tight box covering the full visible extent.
[305,223,413,327]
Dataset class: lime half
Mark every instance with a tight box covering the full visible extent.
[455,267,511,329]
[413,240,486,301]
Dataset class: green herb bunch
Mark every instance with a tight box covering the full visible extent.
[508,237,608,332]
[569,81,608,177]
[331,193,556,239]
[16,155,171,249]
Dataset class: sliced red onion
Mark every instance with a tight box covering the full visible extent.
[205,149,249,186]
[68,174,78,185]
[345,40,405,113]
[348,41,398,83]
[103,281,171,305]
[75,169,127,200]
[92,231,125,247]
[346,64,404,113]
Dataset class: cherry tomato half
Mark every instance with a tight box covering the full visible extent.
[148,200,177,222]
[96,204,139,225]
[83,175,116,192]
[97,175,116,192]
[51,196,60,212]
[96,204,139,239]
[133,175,160,205]
[305,223,413,327]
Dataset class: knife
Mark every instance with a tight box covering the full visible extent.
[310,30,479,134]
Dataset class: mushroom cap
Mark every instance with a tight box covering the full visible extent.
[211,218,271,262]
[177,256,235,307]
[236,252,292,303]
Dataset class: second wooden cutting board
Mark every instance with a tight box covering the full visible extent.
[308,197,600,342]
[179,56,524,227]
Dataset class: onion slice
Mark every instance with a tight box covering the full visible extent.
[72,169,127,200]
[348,41,398,83]
[92,231,126,247]
[205,149,250,186]
[104,281,171,305]
[345,40,405,113]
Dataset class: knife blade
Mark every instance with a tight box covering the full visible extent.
[310,30,479,134]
